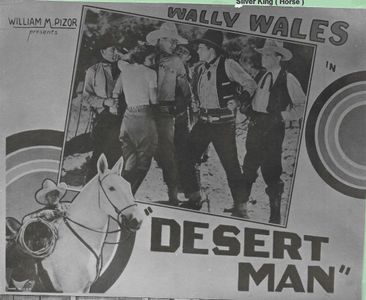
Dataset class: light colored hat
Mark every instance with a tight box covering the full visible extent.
[35,179,67,206]
[255,39,293,61]
[146,22,187,46]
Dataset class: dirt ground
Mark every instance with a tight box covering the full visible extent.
[134,113,301,225]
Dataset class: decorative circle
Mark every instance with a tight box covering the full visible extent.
[6,129,135,292]
[338,105,366,166]
[306,72,366,199]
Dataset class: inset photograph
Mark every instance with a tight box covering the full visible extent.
[60,6,315,226]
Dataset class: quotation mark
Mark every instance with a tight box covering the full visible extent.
[144,206,153,216]
[339,265,351,275]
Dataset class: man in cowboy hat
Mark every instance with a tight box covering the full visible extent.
[20,179,70,222]
[84,32,128,182]
[6,179,68,291]
[146,23,191,205]
[241,39,306,224]
[34,179,67,210]
[179,29,256,216]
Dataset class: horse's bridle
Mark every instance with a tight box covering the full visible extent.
[63,173,138,279]
[97,174,137,226]
[65,174,137,233]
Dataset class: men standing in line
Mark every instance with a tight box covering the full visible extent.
[146,23,192,205]
[179,29,256,218]
[241,39,306,224]
[83,33,126,182]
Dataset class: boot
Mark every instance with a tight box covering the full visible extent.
[179,191,202,210]
[227,179,252,218]
[231,202,249,219]
[269,197,281,224]
[266,182,284,224]
[168,186,180,206]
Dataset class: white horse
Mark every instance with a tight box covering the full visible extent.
[41,154,143,293]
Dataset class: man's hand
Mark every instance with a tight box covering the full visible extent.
[116,51,131,62]
[38,210,56,220]
[103,98,117,107]
[227,100,239,112]
[191,100,200,113]
[104,98,119,115]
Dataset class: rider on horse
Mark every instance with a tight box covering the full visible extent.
[6,179,69,291]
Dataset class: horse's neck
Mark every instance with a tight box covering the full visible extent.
[68,180,109,230]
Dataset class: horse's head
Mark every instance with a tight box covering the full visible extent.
[96,154,143,232]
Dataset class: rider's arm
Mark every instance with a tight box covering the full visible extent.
[22,209,56,222]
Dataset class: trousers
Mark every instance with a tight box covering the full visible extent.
[174,111,191,191]
[119,106,158,195]
[242,112,285,199]
[155,108,179,191]
[181,119,246,205]
[86,110,122,182]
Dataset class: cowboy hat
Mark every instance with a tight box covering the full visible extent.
[146,22,187,46]
[35,179,67,206]
[255,39,292,61]
[94,32,129,57]
[194,29,225,53]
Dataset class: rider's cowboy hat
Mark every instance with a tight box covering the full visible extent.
[146,22,187,46]
[194,29,225,53]
[35,179,67,206]
[255,39,293,61]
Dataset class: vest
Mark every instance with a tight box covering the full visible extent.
[194,56,238,109]
[216,56,238,108]
[259,68,292,115]
[254,68,267,84]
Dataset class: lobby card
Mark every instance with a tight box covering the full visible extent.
[1,2,365,299]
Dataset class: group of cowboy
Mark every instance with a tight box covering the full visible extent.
[83,22,305,224]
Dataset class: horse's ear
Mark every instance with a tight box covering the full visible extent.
[97,154,109,176]
[111,156,124,175]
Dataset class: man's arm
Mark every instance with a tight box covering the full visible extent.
[112,73,124,99]
[83,68,105,109]
[149,70,158,105]
[175,57,192,100]
[281,73,306,121]
[83,67,114,109]
[225,59,257,96]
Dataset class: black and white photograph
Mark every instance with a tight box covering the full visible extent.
[60,6,314,226]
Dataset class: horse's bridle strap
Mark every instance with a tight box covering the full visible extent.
[98,176,137,216]
[64,216,122,234]
[64,218,99,261]
[63,217,101,278]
